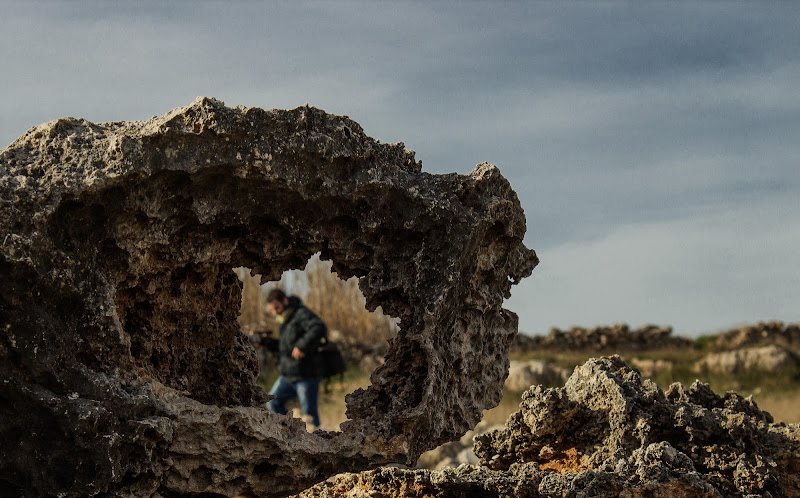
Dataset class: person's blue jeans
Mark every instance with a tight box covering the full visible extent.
[267,376,321,428]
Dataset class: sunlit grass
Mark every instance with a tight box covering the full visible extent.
[255,346,800,433]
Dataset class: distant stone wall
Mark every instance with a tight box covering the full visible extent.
[514,323,692,352]
[514,321,800,354]
[704,320,800,350]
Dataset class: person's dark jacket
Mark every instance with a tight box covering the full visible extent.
[276,296,327,382]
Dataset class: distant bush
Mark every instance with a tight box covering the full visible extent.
[693,334,713,351]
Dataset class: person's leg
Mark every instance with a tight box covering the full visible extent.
[295,377,321,428]
[267,376,297,415]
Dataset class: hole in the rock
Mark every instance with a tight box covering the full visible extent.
[236,253,398,432]
[252,461,278,475]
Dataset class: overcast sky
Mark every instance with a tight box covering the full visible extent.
[2,2,798,337]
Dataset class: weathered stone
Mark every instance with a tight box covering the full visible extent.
[694,344,797,374]
[0,97,537,496]
[300,357,800,497]
[628,357,673,378]
[416,421,501,471]
[705,321,800,350]
[293,465,546,498]
[474,356,800,496]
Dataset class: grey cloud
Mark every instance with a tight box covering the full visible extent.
[2,2,800,335]
[509,190,800,336]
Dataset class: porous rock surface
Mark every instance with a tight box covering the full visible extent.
[300,356,800,497]
[0,97,537,496]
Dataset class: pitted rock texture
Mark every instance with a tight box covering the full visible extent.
[0,97,537,497]
[474,356,800,496]
[299,356,800,497]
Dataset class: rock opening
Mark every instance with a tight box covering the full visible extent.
[0,97,536,496]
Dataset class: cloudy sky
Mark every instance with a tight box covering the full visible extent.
[2,2,798,337]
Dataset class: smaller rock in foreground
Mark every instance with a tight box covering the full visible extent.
[299,356,800,497]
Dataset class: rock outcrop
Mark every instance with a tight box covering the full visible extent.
[0,97,537,496]
[514,323,692,352]
[628,357,674,378]
[704,321,800,350]
[694,344,797,375]
[300,356,800,497]
[416,421,500,471]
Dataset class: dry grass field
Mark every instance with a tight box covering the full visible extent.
[257,345,800,433]
[241,261,800,431]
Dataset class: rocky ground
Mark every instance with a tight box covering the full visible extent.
[297,355,800,497]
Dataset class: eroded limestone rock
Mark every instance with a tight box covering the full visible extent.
[706,321,800,350]
[475,355,800,496]
[0,97,537,496]
[301,356,800,497]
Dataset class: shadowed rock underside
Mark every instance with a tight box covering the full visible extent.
[0,97,537,497]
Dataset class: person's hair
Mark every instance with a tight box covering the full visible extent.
[266,288,287,303]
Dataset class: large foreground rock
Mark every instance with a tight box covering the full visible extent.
[0,98,537,496]
[300,356,800,497]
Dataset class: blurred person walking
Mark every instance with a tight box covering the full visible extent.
[261,288,327,430]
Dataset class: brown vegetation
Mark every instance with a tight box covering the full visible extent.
[236,254,397,346]
[235,267,275,334]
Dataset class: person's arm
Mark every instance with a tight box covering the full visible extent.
[249,332,279,351]
[292,309,327,355]
[261,336,279,352]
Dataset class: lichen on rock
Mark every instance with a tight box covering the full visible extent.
[0,97,537,497]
